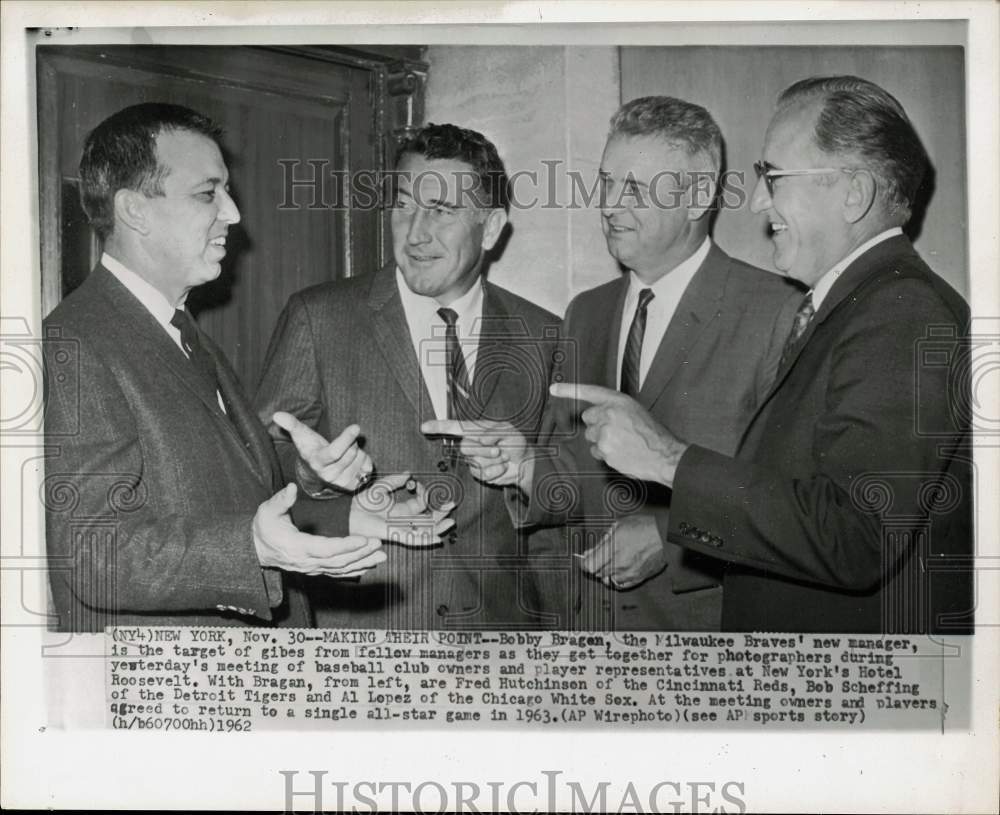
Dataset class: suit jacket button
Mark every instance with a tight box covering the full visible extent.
[699,532,711,543]
[437,460,448,472]
[436,604,449,616]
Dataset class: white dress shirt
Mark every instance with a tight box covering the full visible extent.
[396,268,484,420]
[616,236,712,390]
[811,227,903,311]
[103,252,226,412]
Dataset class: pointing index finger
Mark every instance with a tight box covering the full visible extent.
[421,419,467,438]
[549,382,623,406]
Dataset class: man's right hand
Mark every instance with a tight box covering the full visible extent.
[272,411,373,493]
[420,419,534,494]
[253,484,386,578]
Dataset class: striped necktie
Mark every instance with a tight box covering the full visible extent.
[437,307,472,419]
[778,292,816,370]
[620,288,655,398]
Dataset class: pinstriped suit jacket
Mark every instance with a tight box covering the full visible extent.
[44,265,309,631]
[255,263,563,630]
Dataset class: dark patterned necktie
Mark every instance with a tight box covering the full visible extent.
[437,307,471,420]
[170,309,219,392]
[620,288,655,397]
[778,292,816,370]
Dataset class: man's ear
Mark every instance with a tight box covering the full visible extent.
[843,169,877,224]
[686,172,718,222]
[481,208,508,252]
[113,189,151,236]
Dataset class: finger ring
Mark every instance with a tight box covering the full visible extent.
[357,471,373,485]
[610,577,624,590]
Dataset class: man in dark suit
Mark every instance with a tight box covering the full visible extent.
[256,123,562,630]
[554,77,973,634]
[44,103,436,632]
[433,97,800,630]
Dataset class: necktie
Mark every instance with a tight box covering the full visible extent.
[620,288,655,398]
[778,292,816,370]
[170,309,221,399]
[437,307,472,420]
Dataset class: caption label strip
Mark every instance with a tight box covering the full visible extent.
[105,629,960,731]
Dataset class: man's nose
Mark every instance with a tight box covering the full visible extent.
[749,174,771,214]
[407,208,432,243]
[217,187,241,225]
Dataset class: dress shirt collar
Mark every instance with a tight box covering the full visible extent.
[395,268,485,339]
[102,252,180,334]
[625,236,711,307]
[811,227,903,310]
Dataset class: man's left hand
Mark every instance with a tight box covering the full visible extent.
[578,513,668,590]
[549,383,687,487]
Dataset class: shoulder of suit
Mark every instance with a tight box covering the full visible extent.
[565,276,624,314]
[287,269,375,310]
[43,270,116,339]
[486,281,561,326]
[853,249,969,324]
[719,254,801,300]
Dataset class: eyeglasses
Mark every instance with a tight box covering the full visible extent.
[753,161,856,196]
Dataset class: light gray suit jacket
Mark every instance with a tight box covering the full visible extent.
[530,243,800,630]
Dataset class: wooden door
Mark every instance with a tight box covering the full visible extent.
[37,45,412,389]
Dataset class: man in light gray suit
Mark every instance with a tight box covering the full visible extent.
[437,97,800,630]
[44,103,443,631]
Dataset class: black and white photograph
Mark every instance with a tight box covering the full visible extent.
[2,2,997,812]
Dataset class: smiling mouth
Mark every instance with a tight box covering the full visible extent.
[606,222,634,234]
[408,254,441,262]
[769,223,788,236]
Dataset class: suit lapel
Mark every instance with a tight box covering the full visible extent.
[96,267,266,482]
[602,278,631,388]
[469,283,518,413]
[368,264,437,424]
[639,245,726,410]
[738,235,919,452]
[207,343,278,486]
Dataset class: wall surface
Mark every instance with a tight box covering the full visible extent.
[424,46,968,310]
[425,46,621,316]
[621,46,968,299]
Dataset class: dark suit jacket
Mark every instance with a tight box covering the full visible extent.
[43,265,309,632]
[668,236,973,633]
[529,243,801,630]
[254,264,563,630]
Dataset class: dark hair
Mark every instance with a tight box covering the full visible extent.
[79,102,223,240]
[395,123,509,211]
[777,76,928,218]
[609,96,722,174]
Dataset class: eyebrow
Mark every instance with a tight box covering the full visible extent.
[195,176,227,188]
[598,170,650,189]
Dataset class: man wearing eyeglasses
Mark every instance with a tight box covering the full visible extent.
[428,96,801,630]
[552,76,973,633]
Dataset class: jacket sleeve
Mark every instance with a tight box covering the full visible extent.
[44,337,277,625]
[667,279,965,591]
[255,292,352,534]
